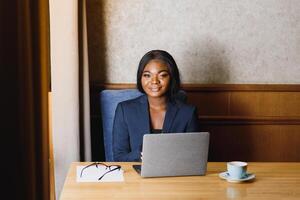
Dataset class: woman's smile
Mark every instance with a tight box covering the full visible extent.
[149,86,161,91]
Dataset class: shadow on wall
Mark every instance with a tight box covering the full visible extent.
[86,0,106,161]
[185,36,231,83]
[185,37,256,161]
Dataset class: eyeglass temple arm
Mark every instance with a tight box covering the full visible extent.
[98,166,121,180]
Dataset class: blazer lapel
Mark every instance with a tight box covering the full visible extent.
[162,101,179,133]
[137,95,150,135]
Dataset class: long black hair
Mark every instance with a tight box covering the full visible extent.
[136,50,181,101]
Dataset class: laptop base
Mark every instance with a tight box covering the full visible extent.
[133,165,141,174]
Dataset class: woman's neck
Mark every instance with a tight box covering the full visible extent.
[147,96,168,110]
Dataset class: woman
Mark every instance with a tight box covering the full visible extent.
[113,50,199,161]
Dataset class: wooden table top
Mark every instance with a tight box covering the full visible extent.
[60,162,300,200]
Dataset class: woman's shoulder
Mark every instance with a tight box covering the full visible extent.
[118,94,147,107]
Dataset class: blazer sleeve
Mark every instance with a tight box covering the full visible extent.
[186,106,200,132]
[112,103,141,161]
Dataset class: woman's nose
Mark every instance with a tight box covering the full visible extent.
[151,76,159,84]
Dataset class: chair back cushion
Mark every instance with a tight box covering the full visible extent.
[100,89,143,161]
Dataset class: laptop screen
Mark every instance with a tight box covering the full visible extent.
[133,132,210,177]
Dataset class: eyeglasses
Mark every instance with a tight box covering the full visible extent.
[80,162,121,181]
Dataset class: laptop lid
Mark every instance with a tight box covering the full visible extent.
[135,132,209,177]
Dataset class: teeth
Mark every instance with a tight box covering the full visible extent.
[150,88,159,92]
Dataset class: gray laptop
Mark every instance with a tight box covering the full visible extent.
[133,132,210,177]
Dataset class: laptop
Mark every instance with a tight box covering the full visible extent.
[133,132,210,177]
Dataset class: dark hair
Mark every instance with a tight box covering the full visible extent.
[136,50,181,101]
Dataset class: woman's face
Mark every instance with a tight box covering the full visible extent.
[141,60,170,99]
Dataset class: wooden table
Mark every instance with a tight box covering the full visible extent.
[60,162,300,199]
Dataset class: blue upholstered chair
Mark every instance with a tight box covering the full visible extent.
[100,89,143,161]
[100,89,187,161]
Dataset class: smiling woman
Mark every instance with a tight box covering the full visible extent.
[112,50,200,162]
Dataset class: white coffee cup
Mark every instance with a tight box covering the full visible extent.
[227,161,247,179]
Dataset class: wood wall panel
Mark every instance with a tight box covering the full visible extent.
[187,92,229,116]
[279,92,300,116]
[90,83,300,161]
[277,125,300,160]
[204,125,300,162]
[230,92,282,116]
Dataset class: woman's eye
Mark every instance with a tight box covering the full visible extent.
[159,73,169,78]
[143,73,150,78]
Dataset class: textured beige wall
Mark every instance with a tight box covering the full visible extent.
[88,0,300,84]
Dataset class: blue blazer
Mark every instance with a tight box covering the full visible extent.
[112,94,199,161]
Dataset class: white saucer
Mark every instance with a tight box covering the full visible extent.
[219,172,255,183]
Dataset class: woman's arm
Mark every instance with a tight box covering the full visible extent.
[112,103,141,161]
[186,106,200,132]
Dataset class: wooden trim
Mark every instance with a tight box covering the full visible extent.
[91,83,136,90]
[48,92,56,200]
[199,116,300,125]
[183,84,300,92]
[39,0,51,199]
[91,83,300,92]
